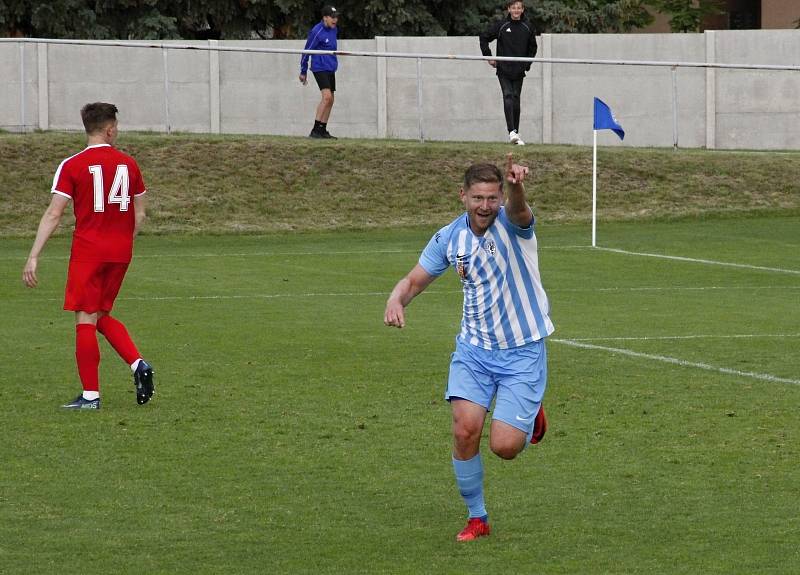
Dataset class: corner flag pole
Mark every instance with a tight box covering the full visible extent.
[591,97,624,248]
[592,129,597,247]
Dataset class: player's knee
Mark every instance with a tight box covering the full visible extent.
[489,433,526,460]
[322,91,334,105]
[490,442,522,460]
[453,422,482,446]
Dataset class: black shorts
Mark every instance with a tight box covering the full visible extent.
[313,71,336,92]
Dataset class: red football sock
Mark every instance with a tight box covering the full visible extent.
[75,323,100,392]
[97,315,141,365]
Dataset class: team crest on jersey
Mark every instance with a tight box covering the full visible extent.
[484,240,497,257]
[456,253,469,280]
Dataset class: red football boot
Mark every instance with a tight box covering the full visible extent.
[530,404,548,444]
[456,517,491,542]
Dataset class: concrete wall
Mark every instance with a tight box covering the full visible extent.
[0,42,38,132]
[713,29,800,149]
[1,30,798,150]
[548,33,708,148]
[217,39,380,137]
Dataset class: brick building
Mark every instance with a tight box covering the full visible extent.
[641,0,798,32]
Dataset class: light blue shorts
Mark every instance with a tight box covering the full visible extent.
[445,337,547,437]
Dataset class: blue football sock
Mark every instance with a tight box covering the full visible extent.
[452,453,487,520]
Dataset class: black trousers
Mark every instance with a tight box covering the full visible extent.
[498,75,524,133]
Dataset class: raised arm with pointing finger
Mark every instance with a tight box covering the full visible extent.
[503,151,533,228]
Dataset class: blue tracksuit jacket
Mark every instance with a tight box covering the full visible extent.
[300,22,338,75]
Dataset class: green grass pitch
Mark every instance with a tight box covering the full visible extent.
[1,215,798,574]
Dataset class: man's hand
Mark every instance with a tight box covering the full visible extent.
[22,194,68,289]
[22,257,39,288]
[384,300,406,329]
[505,152,529,185]
[504,153,533,228]
[488,60,497,68]
[383,265,436,329]
[299,74,307,85]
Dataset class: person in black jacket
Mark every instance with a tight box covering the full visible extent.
[479,1,538,145]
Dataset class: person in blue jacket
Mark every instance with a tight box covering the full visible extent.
[299,5,341,139]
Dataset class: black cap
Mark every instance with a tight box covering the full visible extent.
[321,5,340,17]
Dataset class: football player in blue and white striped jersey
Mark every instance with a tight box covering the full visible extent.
[384,154,553,541]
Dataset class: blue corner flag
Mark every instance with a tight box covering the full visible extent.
[593,97,625,140]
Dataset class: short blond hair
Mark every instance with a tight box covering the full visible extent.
[463,163,503,191]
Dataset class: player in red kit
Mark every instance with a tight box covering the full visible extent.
[23,102,155,409]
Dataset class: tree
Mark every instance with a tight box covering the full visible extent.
[525,0,654,34]
[0,0,179,38]
[0,0,655,39]
[652,0,723,33]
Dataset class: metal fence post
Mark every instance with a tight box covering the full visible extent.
[19,43,26,132]
[671,65,678,150]
[163,47,171,134]
[416,57,424,143]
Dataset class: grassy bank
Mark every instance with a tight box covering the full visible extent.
[2,131,799,237]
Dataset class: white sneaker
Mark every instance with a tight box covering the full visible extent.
[515,137,525,146]
[508,130,520,144]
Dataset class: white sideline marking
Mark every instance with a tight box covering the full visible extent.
[20,290,419,303]
[18,285,799,305]
[0,245,588,261]
[566,334,800,342]
[595,247,800,275]
[136,249,415,258]
[0,249,415,261]
[551,338,800,386]
[102,290,460,302]
[123,291,398,301]
[554,285,800,292]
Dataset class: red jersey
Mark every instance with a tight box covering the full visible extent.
[52,144,146,263]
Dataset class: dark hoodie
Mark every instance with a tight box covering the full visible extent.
[479,15,538,80]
